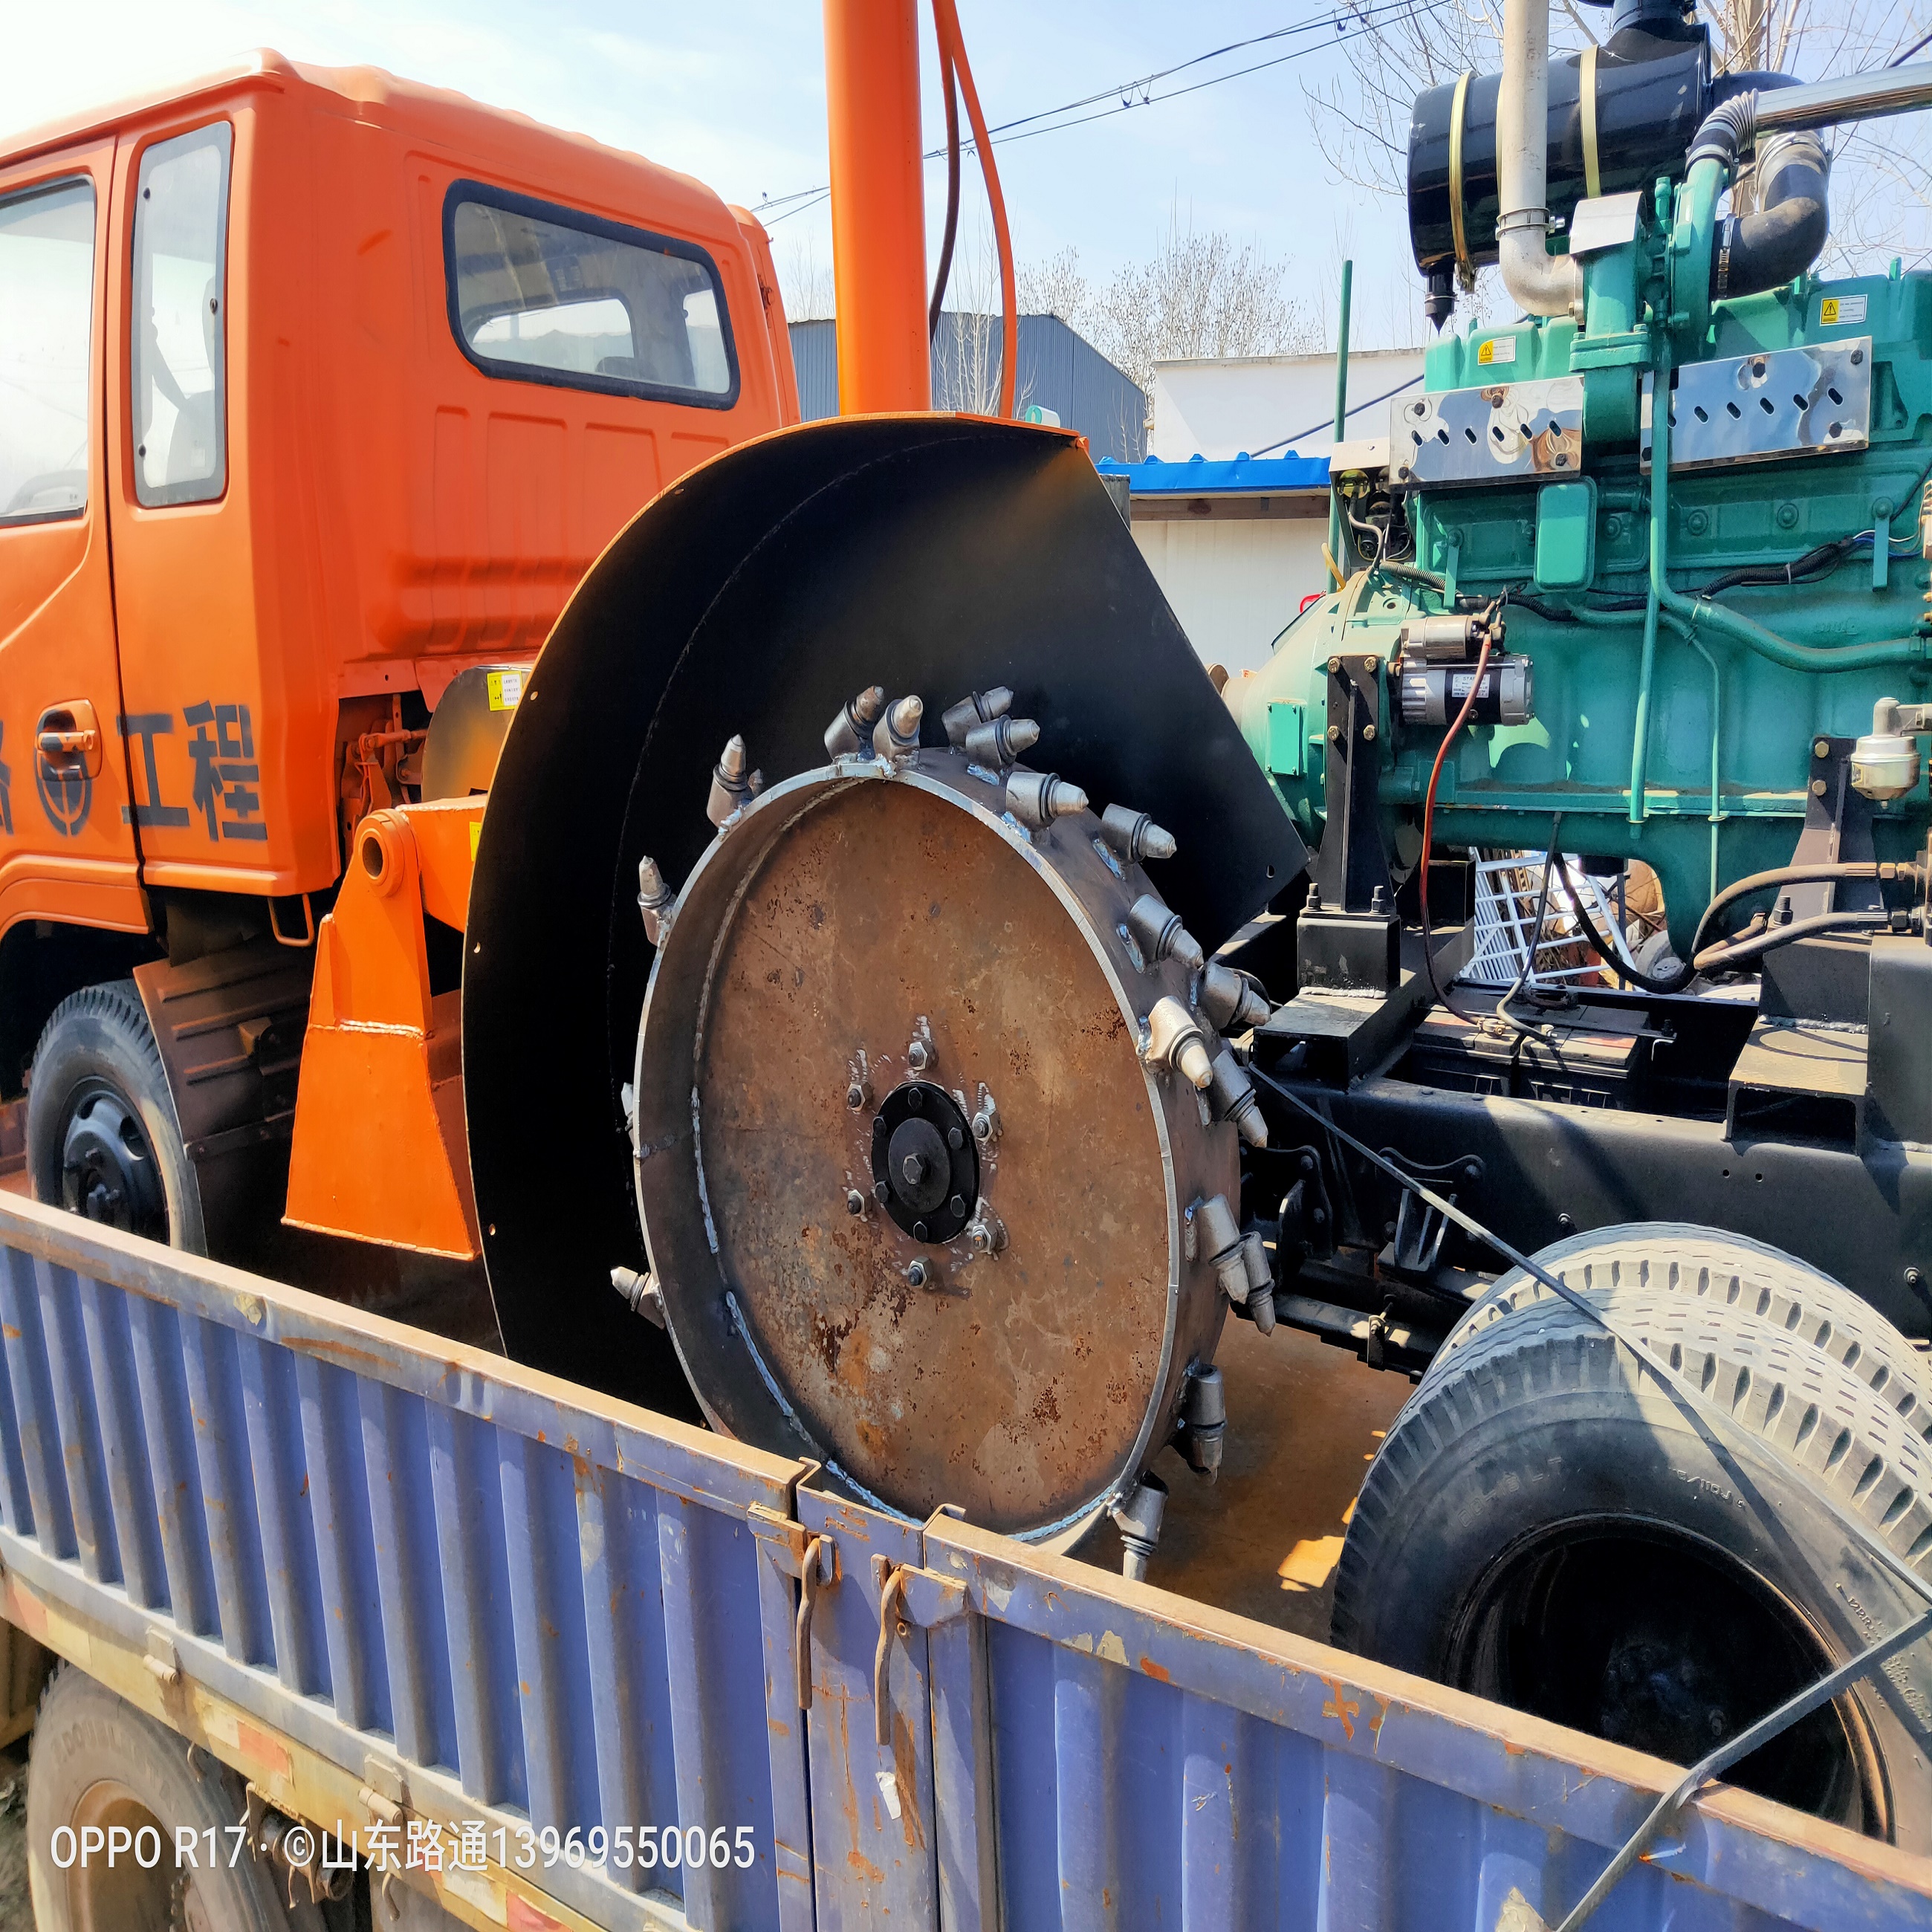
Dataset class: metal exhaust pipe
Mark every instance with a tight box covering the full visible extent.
[1755,60,1932,137]
[1495,0,1583,321]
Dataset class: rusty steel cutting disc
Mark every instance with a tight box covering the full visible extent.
[630,748,1236,1540]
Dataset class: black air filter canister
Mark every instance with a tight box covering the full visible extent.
[1408,30,1709,282]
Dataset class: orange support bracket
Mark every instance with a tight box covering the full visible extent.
[284,800,484,1259]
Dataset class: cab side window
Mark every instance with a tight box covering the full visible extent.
[446,184,738,408]
[0,178,96,525]
[131,122,232,508]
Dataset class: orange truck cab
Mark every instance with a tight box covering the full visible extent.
[0,51,797,1265]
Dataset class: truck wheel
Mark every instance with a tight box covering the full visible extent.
[25,982,204,1253]
[1332,1279,1932,1847]
[1428,1222,1932,1442]
[27,1664,319,1931]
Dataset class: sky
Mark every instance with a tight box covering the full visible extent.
[1,1,1430,352]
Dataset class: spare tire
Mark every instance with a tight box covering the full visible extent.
[1332,1274,1932,1847]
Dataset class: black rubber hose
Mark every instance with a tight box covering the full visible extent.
[1690,860,1896,953]
[1551,852,1697,995]
[1555,855,1912,994]
[1714,131,1831,301]
[1694,909,1894,974]
[928,38,962,338]
[1685,90,1757,175]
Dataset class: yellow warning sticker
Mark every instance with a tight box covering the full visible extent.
[1476,336,1517,366]
[470,819,482,860]
[1818,294,1867,326]
[487,670,525,711]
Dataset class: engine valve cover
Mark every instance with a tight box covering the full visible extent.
[629,744,1237,1541]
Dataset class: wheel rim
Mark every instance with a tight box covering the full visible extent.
[66,1780,213,1932]
[1445,1519,1889,1835]
[58,1077,169,1242]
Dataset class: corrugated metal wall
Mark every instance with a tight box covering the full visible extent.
[788,316,1147,462]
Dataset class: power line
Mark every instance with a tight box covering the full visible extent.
[754,0,1441,224]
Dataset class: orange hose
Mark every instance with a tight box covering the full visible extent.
[933,0,1016,417]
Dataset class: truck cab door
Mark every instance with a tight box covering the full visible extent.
[0,141,145,937]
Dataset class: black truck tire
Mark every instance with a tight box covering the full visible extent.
[26,981,204,1253]
[1429,1221,1932,1442]
[1332,1280,1932,1847]
[27,1664,320,1931]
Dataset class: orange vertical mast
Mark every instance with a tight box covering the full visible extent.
[823,0,931,412]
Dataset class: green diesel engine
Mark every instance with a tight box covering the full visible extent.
[1228,13,1932,964]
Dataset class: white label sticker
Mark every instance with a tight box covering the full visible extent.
[1819,294,1867,325]
[1449,671,1495,699]
[1476,336,1517,366]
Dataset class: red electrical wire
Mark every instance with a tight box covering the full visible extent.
[1419,635,1491,1005]
[933,0,1017,417]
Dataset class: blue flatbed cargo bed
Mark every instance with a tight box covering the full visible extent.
[0,1187,1927,1931]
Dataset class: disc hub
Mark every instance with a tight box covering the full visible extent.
[872,1081,976,1241]
[60,1083,166,1239]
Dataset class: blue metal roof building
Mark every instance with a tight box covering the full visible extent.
[788,315,1147,464]
[1095,451,1331,495]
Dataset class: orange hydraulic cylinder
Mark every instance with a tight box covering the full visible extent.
[823,0,931,412]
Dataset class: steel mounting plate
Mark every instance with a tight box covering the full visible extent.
[1393,377,1586,489]
[1641,337,1873,470]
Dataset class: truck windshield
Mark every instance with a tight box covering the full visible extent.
[131,122,232,508]
[446,185,736,406]
[0,177,95,525]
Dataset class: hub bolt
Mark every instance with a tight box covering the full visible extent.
[902,1152,928,1184]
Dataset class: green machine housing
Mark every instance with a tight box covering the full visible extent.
[1228,170,1932,960]
[1209,43,1932,1347]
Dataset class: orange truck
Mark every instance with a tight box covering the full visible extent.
[0,51,800,1270]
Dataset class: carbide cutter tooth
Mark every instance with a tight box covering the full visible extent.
[942,687,1014,746]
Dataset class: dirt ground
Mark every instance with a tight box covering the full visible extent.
[1077,1315,1413,1638]
[0,1745,32,1932]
